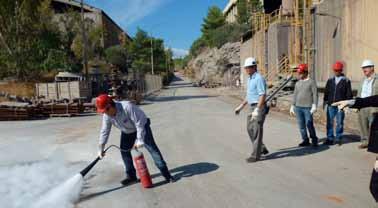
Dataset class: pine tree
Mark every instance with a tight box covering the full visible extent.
[201,6,225,45]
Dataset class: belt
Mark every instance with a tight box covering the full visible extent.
[250,103,258,107]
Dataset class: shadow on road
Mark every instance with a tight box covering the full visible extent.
[147,95,217,102]
[78,185,127,203]
[151,162,220,188]
[264,134,361,161]
[264,145,330,161]
[78,162,220,202]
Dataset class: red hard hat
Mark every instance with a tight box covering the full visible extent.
[333,61,344,71]
[297,64,308,73]
[96,94,112,113]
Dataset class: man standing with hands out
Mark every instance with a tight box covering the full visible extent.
[235,57,269,163]
[290,64,319,147]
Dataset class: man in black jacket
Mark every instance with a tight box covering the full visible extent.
[333,95,378,202]
[323,61,353,145]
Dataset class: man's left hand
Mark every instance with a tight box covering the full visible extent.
[251,108,259,121]
[133,140,144,149]
[310,104,317,115]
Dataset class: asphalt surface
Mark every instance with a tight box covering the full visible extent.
[0,74,376,208]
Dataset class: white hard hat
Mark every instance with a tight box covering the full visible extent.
[361,59,374,68]
[244,57,257,68]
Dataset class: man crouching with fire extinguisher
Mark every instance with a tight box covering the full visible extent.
[96,94,175,185]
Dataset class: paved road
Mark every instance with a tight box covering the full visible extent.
[0,74,376,208]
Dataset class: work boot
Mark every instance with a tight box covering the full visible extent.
[358,143,368,149]
[298,141,311,147]
[165,175,177,183]
[322,139,334,146]
[312,142,319,148]
[120,176,138,186]
[261,148,269,155]
[246,157,258,163]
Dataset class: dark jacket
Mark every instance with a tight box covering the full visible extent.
[352,96,378,154]
[352,95,378,109]
[324,75,353,105]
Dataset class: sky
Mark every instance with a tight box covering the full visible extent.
[85,0,229,58]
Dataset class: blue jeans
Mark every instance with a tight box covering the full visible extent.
[120,119,171,179]
[295,106,318,143]
[326,106,345,141]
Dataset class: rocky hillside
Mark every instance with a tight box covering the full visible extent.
[188,42,240,86]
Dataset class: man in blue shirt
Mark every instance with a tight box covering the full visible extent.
[235,57,268,163]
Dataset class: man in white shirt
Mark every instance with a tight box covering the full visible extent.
[357,60,378,149]
[96,94,175,185]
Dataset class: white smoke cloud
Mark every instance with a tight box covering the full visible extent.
[0,155,85,208]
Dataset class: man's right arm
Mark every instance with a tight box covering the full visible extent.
[99,115,112,152]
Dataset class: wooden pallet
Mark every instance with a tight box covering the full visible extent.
[49,113,74,117]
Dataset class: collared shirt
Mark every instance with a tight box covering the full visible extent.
[334,75,345,85]
[99,101,147,146]
[246,72,267,104]
[361,75,375,98]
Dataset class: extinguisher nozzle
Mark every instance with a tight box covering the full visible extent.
[80,157,101,177]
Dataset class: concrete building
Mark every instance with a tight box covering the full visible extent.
[51,0,131,49]
[223,0,238,23]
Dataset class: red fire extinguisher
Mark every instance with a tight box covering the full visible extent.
[133,149,153,188]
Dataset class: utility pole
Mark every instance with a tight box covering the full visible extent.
[15,0,20,79]
[150,36,154,75]
[0,32,12,55]
[303,0,308,64]
[80,0,89,81]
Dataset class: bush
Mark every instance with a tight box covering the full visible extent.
[189,38,207,57]
[208,23,249,48]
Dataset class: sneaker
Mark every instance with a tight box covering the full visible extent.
[312,142,319,148]
[322,139,334,146]
[120,176,138,186]
[336,140,342,146]
[298,141,311,147]
[246,157,258,163]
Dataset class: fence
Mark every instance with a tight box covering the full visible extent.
[35,81,91,101]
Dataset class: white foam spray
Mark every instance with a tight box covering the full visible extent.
[0,158,85,208]
[33,174,84,208]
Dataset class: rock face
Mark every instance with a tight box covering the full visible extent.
[188,42,241,86]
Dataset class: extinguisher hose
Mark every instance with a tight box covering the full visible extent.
[80,145,136,177]
[104,145,135,154]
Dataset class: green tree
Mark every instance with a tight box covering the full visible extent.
[249,0,263,13]
[126,28,152,74]
[126,28,169,75]
[201,6,225,45]
[70,18,103,62]
[0,0,62,80]
[237,0,249,24]
[105,45,128,73]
